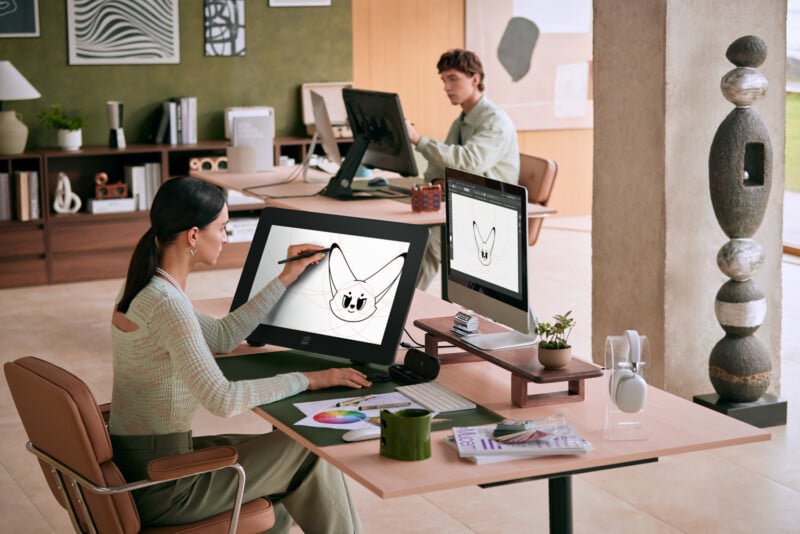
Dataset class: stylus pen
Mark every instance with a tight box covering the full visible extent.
[358,401,411,411]
[277,247,332,264]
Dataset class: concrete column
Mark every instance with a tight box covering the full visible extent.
[592,0,786,398]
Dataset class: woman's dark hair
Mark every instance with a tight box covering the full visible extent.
[117,176,225,313]
[437,48,485,92]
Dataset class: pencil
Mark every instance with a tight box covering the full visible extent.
[357,401,411,411]
[277,247,332,264]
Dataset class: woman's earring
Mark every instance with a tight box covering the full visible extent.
[189,248,197,257]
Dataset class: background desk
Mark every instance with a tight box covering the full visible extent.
[198,290,770,534]
[189,167,556,226]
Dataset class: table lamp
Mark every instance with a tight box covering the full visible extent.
[0,61,42,155]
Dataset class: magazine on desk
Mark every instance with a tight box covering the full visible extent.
[447,422,592,464]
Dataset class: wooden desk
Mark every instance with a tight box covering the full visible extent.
[198,291,770,534]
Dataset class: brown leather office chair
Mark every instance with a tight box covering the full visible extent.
[4,356,275,534]
[518,153,558,246]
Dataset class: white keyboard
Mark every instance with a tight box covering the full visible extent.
[396,381,476,413]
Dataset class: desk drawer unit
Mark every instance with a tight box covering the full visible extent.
[48,215,149,283]
[0,224,47,287]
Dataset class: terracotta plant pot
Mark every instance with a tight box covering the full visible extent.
[538,346,572,370]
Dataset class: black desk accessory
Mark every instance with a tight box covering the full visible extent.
[388,348,440,384]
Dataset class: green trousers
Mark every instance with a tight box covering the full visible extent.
[111,430,362,533]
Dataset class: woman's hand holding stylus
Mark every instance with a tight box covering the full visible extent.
[277,244,327,287]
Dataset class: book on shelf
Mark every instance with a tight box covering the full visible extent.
[0,172,12,221]
[447,422,591,464]
[144,162,161,209]
[28,170,40,220]
[124,165,147,211]
[231,113,274,172]
[86,197,137,214]
[152,100,179,145]
[179,96,197,144]
[14,171,31,221]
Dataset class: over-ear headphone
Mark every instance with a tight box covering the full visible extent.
[609,329,647,413]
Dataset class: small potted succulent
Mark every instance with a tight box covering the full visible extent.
[534,310,576,369]
[39,104,85,151]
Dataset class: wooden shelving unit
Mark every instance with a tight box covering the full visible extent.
[0,141,240,288]
[0,136,356,288]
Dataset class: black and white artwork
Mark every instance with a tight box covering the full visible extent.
[67,0,180,65]
[251,226,409,344]
[204,0,245,56]
[0,0,39,37]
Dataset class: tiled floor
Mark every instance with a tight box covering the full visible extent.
[1,216,798,533]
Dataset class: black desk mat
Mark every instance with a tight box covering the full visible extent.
[215,350,503,447]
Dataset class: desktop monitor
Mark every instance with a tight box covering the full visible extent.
[445,167,537,350]
[231,207,428,365]
[320,88,418,199]
[310,90,342,166]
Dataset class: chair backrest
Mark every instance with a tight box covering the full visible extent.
[4,356,140,533]
[518,153,558,246]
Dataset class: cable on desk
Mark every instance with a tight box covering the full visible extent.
[401,328,454,350]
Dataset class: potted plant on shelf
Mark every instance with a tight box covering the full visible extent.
[535,310,576,369]
[39,104,85,151]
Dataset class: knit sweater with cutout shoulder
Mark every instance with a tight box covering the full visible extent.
[108,277,308,436]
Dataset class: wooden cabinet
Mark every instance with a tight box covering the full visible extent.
[0,141,255,289]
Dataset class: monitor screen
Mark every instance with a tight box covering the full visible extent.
[231,207,428,365]
[445,167,536,350]
[310,90,342,165]
[321,88,418,199]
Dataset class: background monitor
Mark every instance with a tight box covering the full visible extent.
[310,90,342,165]
[445,167,537,350]
[231,207,428,366]
[321,88,418,198]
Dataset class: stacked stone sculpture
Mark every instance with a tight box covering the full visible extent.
[708,35,772,402]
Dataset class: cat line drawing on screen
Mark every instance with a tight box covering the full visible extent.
[328,243,406,322]
[473,221,496,266]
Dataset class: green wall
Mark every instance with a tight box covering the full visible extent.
[0,1,352,149]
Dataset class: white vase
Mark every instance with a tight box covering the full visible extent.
[58,128,82,151]
[0,110,28,155]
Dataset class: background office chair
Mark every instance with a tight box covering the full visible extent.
[4,356,275,534]
[518,153,558,246]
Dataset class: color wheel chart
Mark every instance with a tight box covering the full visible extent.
[313,409,367,425]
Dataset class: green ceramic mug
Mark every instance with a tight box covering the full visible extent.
[379,408,433,461]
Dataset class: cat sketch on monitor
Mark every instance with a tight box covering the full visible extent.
[473,221,496,266]
[328,243,406,323]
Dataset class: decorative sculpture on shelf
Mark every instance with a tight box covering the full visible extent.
[707,35,772,402]
[52,172,81,214]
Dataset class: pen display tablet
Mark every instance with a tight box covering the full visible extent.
[231,207,428,365]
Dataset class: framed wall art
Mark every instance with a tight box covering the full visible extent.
[204,0,245,56]
[67,0,180,65]
[0,0,40,37]
[466,0,593,131]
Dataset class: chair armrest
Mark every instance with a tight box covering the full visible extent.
[98,402,111,424]
[147,445,238,482]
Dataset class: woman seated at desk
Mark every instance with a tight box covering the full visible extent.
[108,176,368,533]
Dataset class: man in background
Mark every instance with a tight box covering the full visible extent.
[406,48,519,290]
